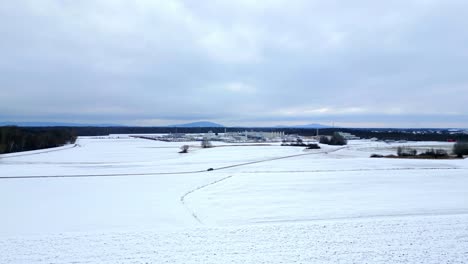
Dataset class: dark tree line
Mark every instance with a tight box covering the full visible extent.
[0,126,77,154]
[344,129,468,142]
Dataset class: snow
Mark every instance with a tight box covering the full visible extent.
[1,137,467,263]
[2,215,467,264]
[188,170,468,226]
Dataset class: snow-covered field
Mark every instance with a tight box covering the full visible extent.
[1,136,467,263]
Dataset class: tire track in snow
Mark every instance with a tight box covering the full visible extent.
[0,170,208,179]
[236,167,467,174]
[178,148,347,224]
[3,166,464,180]
[251,211,468,225]
[180,175,233,224]
[212,146,347,171]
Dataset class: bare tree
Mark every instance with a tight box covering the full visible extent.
[397,146,417,156]
[201,137,212,148]
[179,145,189,153]
[319,136,330,144]
[453,142,468,158]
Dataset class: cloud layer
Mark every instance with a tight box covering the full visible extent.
[1,0,467,127]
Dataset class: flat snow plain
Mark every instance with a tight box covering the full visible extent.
[1,136,467,263]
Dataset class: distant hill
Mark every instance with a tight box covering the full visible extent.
[0,121,123,127]
[274,123,333,129]
[1,121,332,128]
[170,121,224,127]
[294,123,334,129]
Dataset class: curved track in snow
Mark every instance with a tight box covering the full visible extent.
[180,175,233,224]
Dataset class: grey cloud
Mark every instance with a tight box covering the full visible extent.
[1,0,467,127]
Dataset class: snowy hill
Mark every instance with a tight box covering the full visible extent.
[293,123,333,128]
[170,121,224,127]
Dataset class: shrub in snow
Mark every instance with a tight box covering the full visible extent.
[179,145,189,153]
[319,136,330,144]
[330,132,347,145]
[397,146,417,156]
[201,138,212,148]
[420,148,448,158]
[453,142,468,158]
[320,133,347,146]
[306,143,320,149]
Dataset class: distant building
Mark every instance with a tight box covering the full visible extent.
[224,131,285,142]
[337,132,360,140]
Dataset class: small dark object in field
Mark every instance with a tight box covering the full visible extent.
[207,168,214,171]
[179,145,189,153]
[306,143,320,149]
[370,154,384,158]
[281,143,320,149]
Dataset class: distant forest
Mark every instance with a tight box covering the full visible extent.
[1,126,467,154]
[0,126,77,154]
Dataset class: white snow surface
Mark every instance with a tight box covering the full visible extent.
[1,136,467,263]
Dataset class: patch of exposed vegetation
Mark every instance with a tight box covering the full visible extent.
[319,132,347,146]
[371,146,457,159]
[281,138,321,149]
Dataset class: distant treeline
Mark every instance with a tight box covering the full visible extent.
[0,126,77,154]
[337,128,468,142]
[1,126,467,154]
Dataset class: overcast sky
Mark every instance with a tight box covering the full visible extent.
[1,0,467,127]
